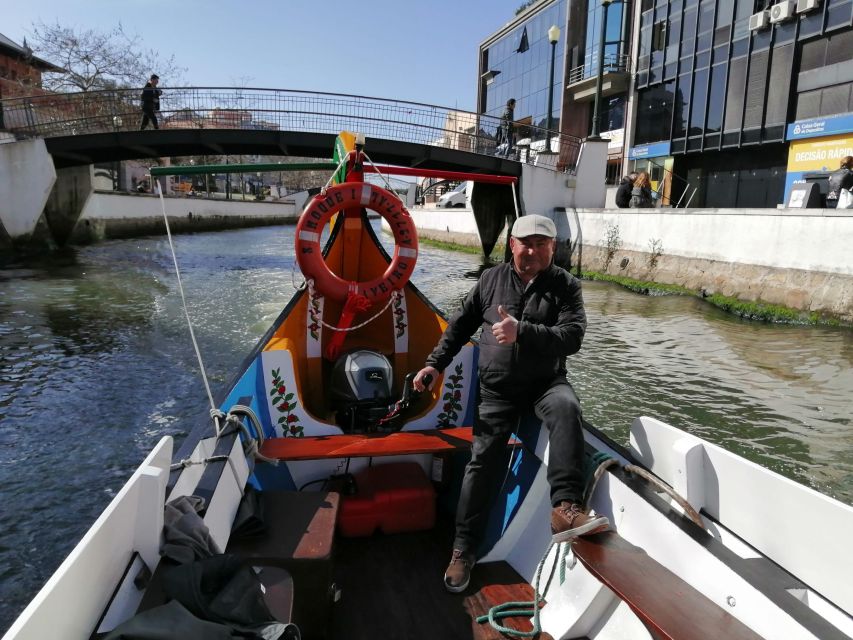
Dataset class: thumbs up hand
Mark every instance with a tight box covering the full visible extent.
[492,305,519,345]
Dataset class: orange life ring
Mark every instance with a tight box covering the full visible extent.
[295,182,418,303]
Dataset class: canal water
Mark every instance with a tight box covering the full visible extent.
[1,224,851,631]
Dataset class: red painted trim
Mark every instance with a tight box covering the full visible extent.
[364,165,517,185]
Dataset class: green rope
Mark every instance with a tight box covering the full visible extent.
[476,541,555,637]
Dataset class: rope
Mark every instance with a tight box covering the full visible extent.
[320,152,352,194]
[226,404,278,465]
[361,151,404,199]
[308,280,400,332]
[478,451,707,637]
[476,541,561,638]
[583,455,620,509]
[624,463,705,528]
[154,181,219,429]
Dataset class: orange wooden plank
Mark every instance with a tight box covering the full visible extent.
[259,427,520,461]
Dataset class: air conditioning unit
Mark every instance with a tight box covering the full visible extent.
[796,0,819,13]
[770,0,796,22]
[749,10,770,30]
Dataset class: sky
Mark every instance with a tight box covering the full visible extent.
[2,0,527,111]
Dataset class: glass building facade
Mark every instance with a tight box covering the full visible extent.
[633,0,853,205]
[479,0,568,139]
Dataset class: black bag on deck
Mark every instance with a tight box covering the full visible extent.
[230,485,267,540]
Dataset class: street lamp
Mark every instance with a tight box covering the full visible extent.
[591,0,615,139]
[545,24,561,152]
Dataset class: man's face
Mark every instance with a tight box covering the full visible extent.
[510,234,555,278]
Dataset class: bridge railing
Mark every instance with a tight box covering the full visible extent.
[0,86,582,172]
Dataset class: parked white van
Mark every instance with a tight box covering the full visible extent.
[437,182,469,208]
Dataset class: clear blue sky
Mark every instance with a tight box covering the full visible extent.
[2,0,526,110]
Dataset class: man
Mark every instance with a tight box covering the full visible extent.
[826,156,853,208]
[500,98,517,157]
[615,172,638,208]
[139,74,162,130]
[413,214,609,594]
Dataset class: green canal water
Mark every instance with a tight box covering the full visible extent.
[0,223,851,631]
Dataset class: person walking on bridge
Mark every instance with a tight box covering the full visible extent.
[139,74,162,130]
[413,214,610,594]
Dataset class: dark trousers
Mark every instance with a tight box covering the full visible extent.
[453,377,585,554]
[140,108,159,130]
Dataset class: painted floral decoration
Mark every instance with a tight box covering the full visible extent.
[269,367,304,437]
[393,293,407,338]
[308,290,322,342]
[437,362,464,428]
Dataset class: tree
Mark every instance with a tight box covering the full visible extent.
[27,21,186,92]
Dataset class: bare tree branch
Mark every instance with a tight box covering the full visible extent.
[27,21,187,92]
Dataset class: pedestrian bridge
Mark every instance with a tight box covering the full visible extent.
[0,86,581,174]
[0,87,608,250]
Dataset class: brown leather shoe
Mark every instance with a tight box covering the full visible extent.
[444,549,474,593]
[551,501,610,541]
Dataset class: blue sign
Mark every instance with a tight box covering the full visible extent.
[628,141,671,159]
[786,113,853,140]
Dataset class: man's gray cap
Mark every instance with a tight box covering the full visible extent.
[511,214,556,239]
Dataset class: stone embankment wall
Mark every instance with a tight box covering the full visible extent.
[404,207,853,322]
[70,191,303,244]
[577,208,852,322]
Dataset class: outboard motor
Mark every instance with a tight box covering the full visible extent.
[331,350,395,433]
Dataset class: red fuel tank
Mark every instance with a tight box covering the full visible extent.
[338,461,436,537]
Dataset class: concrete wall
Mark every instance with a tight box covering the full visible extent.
[399,207,853,321]
[69,192,301,244]
[575,207,853,320]
[0,138,56,247]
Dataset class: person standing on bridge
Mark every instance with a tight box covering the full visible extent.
[413,214,610,594]
[499,98,517,157]
[139,74,162,130]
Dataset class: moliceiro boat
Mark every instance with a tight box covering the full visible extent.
[5,133,852,640]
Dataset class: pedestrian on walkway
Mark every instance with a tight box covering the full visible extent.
[139,74,162,130]
[826,156,853,208]
[615,172,638,208]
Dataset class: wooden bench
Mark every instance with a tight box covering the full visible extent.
[226,491,340,639]
[258,426,520,461]
[463,561,554,640]
[572,532,764,640]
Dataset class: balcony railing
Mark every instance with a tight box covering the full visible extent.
[0,86,583,172]
[567,54,631,86]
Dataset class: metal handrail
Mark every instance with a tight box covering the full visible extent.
[567,54,631,85]
[0,86,585,173]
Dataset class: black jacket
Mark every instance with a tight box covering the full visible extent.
[141,82,162,111]
[425,262,586,393]
[827,167,853,199]
[615,178,633,208]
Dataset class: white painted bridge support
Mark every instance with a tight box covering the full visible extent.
[0,138,56,247]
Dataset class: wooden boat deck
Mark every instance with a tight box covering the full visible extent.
[331,513,557,640]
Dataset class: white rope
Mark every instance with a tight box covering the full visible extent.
[290,259,307,291]
[154,181,218,422]
[360,151,403,199]
[227,404,278,465]
[308,279,400,332]
[320,152,352,194]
